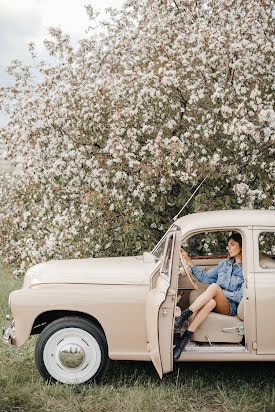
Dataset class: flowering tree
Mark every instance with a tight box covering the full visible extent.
[0,0,274,275]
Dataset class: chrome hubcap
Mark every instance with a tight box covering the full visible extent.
[59,343,85,369]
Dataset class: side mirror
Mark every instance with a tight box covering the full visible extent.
[143,252,156,263]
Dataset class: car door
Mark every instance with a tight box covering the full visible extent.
[146,226,181,378]
[253,228,275,354]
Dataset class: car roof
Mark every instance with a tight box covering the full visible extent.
[174,209,275,233]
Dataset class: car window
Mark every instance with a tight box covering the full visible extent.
[160,235,174,278]
[152,234,168,260]
[182,231,237,257]
[258,232,275,269]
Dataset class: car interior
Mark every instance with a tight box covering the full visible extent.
[175,230,246,352]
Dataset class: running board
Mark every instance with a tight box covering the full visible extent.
[184,345,247,353]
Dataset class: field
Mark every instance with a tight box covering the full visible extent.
[1,261,275,412]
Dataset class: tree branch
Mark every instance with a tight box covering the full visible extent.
[58,127,111,156]
[175,87,188,107]
[173,0,180,10]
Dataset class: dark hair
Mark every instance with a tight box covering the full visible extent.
[229,233,242,247]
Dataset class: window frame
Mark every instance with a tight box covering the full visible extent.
[182,228,242,259]
[159,231,176,282]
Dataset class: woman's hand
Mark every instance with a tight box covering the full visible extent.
[181,249,194,267]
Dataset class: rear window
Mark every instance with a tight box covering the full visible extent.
[259,232,275,269]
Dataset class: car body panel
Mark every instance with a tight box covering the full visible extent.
[23,256,156,288]
[10,283,149,357]
[253,227,275,354]
[175,210,274,233]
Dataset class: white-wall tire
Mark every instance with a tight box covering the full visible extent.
[35,317,109,384]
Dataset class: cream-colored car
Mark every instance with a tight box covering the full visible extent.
[2,210,275,384]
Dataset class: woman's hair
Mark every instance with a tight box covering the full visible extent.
[229,233,242,247]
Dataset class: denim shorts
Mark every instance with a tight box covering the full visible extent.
[228,299,238,316]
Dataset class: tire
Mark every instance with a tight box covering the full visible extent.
[35,316,109,384]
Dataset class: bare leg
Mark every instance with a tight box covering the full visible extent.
[188,299,216,332]
[189,283,230,316]
[174,283,230,331]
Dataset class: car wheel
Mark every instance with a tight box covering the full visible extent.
[35,316,109,384]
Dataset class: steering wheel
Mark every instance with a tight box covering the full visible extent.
[179,248,198,290]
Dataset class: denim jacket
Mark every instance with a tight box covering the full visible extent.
[191,258,244,304]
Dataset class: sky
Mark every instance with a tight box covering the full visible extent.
[0,0,124,84]
[0,0,124,129]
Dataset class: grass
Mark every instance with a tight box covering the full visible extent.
[1,261,275,412]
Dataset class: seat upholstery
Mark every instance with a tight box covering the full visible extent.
[188,282,244,343]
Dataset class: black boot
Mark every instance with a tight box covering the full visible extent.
[173,332,182,346]
[174,307,193,330]
[173,330,193,360]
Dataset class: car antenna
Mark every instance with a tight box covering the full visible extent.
[151,175,208,254]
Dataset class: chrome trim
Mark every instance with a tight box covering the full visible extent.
[222,322,245,335]
[2,319,15,345]
[184,345,247,353]
[2,326,12,345]
[59,343,86,369]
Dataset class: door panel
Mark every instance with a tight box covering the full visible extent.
[158,291,177,374]
[146,287,168,378]
[254,228,275,354]
[146,226,181,377]
[255,274,275,354]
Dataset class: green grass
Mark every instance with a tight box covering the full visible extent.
[1,261,275,412]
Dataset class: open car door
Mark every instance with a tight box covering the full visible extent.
[146,226,181,378]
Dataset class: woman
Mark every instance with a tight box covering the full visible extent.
[173,233,244,360]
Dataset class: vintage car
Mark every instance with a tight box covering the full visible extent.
[2,209,275,384]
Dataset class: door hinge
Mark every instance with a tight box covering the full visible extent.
[167,288,176,296]
[252,341,257,350]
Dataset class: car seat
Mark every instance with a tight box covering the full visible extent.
[188,283,244,343]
